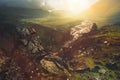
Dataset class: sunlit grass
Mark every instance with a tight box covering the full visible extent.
[22,16,82,29]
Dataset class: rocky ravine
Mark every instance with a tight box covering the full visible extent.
[0,21,120,80]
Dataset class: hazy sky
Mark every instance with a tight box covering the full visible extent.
[0,0,42,8]
[0,0,119,8]
[0,0,119,16]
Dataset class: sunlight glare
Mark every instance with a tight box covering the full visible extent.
[46,0,99,15]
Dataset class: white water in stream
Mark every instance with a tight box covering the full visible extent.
[63,21,94,48]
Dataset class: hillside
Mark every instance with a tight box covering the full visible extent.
[77,0,120,26]
[0,3,120,80]
[0,21,120,80]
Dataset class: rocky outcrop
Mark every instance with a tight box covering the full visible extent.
[16,27,48,58]
[16,27,71,77]
[0,21,119,80]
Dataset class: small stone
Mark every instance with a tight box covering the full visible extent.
[38,45,44,51]
[99,69,106,74]
[30,76,33,78]
[78,50,82,53]
[91,49,94,51]
[30,28,36,34]
[80,53,84,56]
[69,46,72,48]
[36,68,39,71]
[32,47,39,53]
[31,71,34,73]
[21,28,30,36]
[37,73,40,76]
[104,41,108,44]
[21,39,28,46]
[28,41,35,50]
[67,78,70,80]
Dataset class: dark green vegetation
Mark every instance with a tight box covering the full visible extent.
[0,7,120,80]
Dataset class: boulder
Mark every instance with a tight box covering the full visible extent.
[32,47,39,54]
[28,41,35,51]
[40,56,70,76]
[20,39,28,46]
[17,27,30,37]
[32,36,41,45]
[99,69,106,74]
[91,23,97,31]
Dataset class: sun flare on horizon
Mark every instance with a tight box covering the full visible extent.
[46,0,99,15]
